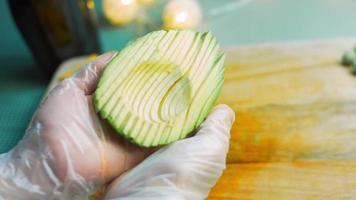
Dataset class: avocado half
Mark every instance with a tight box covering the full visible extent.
[94,30,226,147]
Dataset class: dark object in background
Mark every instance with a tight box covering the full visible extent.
[341,46,356,75]
[8,0,100,79]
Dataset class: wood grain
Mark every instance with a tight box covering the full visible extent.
[206,39,356,199]
[208,161,356,200]
[219,40,356,108]
[218,39,356,163]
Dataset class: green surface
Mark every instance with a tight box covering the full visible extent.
[1,0,356,153]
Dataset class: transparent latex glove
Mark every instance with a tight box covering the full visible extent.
[0,52,153,200]
[105,105,235,200]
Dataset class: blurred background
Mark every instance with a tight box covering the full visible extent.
[1,0,356,153]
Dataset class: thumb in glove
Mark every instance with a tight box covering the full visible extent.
[104,104,235,200]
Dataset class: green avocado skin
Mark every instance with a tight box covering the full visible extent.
[94,30,225,147]
[342,50,356,66]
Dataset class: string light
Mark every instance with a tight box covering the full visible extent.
[175,12,188,23]
[163,0,202,30]
[121,0,133,5]
[103,0,139,25]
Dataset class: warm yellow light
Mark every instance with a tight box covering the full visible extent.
[137,0,155,6]
[163,0,202,30]
[87,0,95,10]
[121,0,133,6]
[103,0,139,26]
[175,11,188,23]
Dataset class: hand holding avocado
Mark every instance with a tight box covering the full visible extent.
[0,52,154,199]
[0,31,235,199]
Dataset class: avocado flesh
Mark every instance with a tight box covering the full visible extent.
[94,30,225,147]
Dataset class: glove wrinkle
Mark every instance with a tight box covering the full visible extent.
[105,105,235,200]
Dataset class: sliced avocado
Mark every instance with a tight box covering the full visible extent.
[94,30,226,147]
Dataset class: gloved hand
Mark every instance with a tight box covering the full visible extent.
[0,52,154,199]
[0,51,235,200]
[104,105,235,200]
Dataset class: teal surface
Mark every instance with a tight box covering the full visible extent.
[99,0,356,50]
[1,0,356,153]
[0,1,46,153]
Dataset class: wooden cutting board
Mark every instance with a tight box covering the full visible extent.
[52,38,356,199]
[208,38,356,199]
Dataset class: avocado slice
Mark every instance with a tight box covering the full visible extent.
[94,30,226,147]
